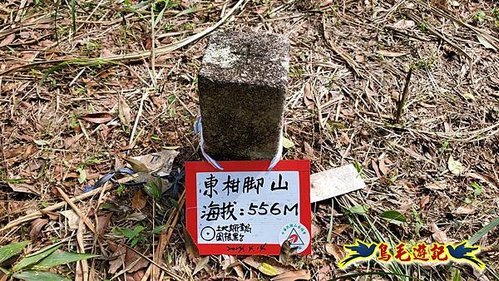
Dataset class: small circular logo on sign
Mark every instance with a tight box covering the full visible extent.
[200,226,216,241]
[279,223,310,253]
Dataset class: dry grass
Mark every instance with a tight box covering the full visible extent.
[1,0,498,280]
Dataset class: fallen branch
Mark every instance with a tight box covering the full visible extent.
[55,186,97,234]
[0,182,113,234]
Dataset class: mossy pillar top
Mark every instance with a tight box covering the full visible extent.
[198,31,289,161]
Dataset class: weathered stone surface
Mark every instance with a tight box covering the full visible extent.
[199,31,289,161]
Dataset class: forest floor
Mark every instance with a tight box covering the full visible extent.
[0,0,498,280]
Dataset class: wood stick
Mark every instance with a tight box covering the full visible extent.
[0,182,113,233]
[395,68,413,124]
[55,186,97,234]
[142,190,185,281]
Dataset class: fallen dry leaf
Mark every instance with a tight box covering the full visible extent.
[221,255,236,270]
[193,256,210,276]
[303,82,314,110]
[97,213,112,236]
[30,218,48,240]
[8,183,40,195]
[392,19,415,29]
[131,190,147,210]
[453,206,475,215]
[316,264,332,281]
[258,262,280,277]
[271,269,311,281]
[279,240,297,265]
[325,243,345,262]
[430,223,448,243]
[448,156,464,176]
[378,157,389,175]
[338,132,350,145]
[311,222,321,238]
[221,255,244,277]
[0,33,15,47]
[376,50,408,57]
[332,224,349,237]
[118,95,132,126]
[466,172,497,189]
[126,270,145,281]
[425,180,448,190]
[185,228,200,260]
[4,146,24,159]
[371,159,381,178]
[60,209,80,229]
[477,34,497,51]
[108,245,127,274]
[419,195,430,209]
[125,248,149,273]
[79,112,114,124]
[243,256,295,276]
[129,150,179,176]
[303,141,314,159]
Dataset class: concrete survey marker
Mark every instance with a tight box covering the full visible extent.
[199,31,290,161]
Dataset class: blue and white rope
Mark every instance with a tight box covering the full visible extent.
[194,115,282,171]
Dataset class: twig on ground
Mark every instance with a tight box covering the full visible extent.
[129,90,149,147]
[55,186,97,234]
[76,218,90,281]
[0,182,114,233]
[419,0,499,50]
[125,246,184,281]
[142,190,186,281]
[404,11,471,60]
[395,68,413,123]
[321,15,362,77]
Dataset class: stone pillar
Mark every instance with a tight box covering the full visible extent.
[198,31,289,161]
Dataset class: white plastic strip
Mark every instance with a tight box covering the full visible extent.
[194,115,282,171]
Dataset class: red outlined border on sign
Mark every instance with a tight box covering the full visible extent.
[185,160,311,255]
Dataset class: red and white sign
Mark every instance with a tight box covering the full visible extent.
[186,160,311,255]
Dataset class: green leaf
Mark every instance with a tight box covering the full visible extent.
[346,205,368,215]
[468,217,499,245]
[152,225,167,235]
[470,182,483,196]
[381,210,407,225]
[143,181,161,201]
[12,243,62,272]
[176,7,197,17]
[0,241,30,265]
[282,137,295,149]
[32,252,98,270]
[76,166,87,184]
[452,269,462,281]
[121,225,145,240]
[380,210,407,224]
[13,270,71,281]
